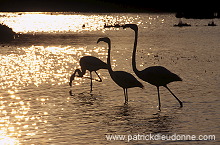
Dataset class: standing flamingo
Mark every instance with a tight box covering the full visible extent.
[97,37,143,105]
[123,24,183,110]
[69,56,107,92]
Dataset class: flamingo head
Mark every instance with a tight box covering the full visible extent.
[122,24,138,31]
[97,37,110,44]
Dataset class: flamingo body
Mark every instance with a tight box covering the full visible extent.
[110,71,144,89]
[137,66,182,87]
[79,56,107,72]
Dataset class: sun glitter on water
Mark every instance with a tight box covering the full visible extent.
[0,133,19,145]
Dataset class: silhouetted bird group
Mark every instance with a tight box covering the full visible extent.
[69,24,183,110]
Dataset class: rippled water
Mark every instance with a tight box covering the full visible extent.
[0,12,219,144]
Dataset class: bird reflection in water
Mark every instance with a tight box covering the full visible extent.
[147,113,174,134]
[69,90,97,106]
[107,104,176,136]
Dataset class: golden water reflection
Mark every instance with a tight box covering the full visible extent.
[0,44,108,144]
[0,12,146,33]
[0,90,52,144]
[0,12,171,144]
[0,12,167,34]
[0,45,107,90]
[0,45,107,144]
[0,133,19,145]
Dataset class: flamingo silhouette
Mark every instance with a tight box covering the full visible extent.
[97,37,143,105]
[123,24,183,110]
[69,56,107,92]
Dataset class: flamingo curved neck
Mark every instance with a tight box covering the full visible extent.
[132,29,139,74]
[72,68,85,80]
[107,41,114,73]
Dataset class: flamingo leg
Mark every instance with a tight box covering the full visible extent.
[164,85,183,108]
[123,88,128,105]
[157,86,161,111]
[94,71,102,82]
[123,89,126,104]
[126,88,128,104]
[90,71,93,93]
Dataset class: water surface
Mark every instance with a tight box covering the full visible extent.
[0,12,219,144]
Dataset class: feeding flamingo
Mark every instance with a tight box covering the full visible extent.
[69,56,107,92]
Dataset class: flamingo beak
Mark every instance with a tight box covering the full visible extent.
[97,38,102,44]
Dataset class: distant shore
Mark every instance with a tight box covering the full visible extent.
[0,24,16,42]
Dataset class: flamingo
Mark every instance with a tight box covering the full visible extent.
[123,24,183,110]
[69,56,107,92]
[97,37,143,105]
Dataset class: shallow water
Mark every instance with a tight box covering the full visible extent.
[0,12,219,144]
